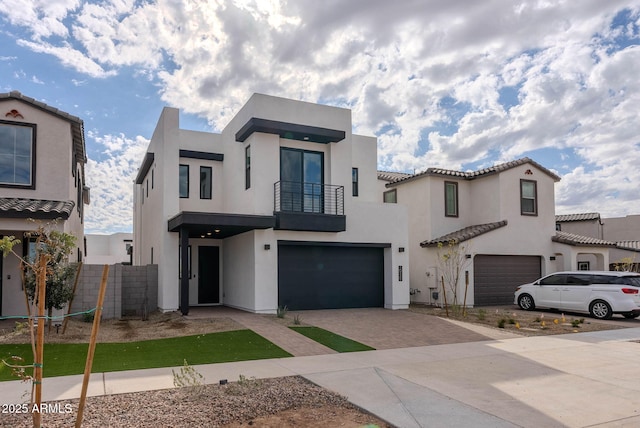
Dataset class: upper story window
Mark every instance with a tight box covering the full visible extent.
[520,179,537,215]
[245,145,251,189]
[200,166,212,199]
[352,168,359,197]
[179,164,189,198]
[280,147,324,213]
[383,189,397,203]
[0,120,36,188]
[444,181,458,217]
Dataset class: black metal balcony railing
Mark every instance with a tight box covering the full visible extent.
[274,181,344,215]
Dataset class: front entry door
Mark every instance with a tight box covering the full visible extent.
[198,246,220,304]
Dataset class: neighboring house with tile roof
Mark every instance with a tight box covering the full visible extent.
[0,91,89,317]
[133,94,409,315]
[382,157,615,306]
[556,213,640,271]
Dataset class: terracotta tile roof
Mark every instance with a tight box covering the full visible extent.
[555,213,601,222]
[552,231,616,247]
[0,198,75,220]
[387,157,561,186]
[420,220,508,247]
[616,241,640,252]
[377,171,412,182]
[0,91,86,163]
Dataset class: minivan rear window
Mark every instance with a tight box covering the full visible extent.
[621,276,640,287]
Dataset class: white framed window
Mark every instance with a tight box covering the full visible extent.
[0,121,36,188]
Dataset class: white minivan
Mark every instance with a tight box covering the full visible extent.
[514,271,640,320]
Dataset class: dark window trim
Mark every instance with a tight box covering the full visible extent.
[245,145,251,189]
[383,189,397,203]
[520,179,538,216]
[444,181,459,217]
[179,149,224,161]
[200,166,212,200]
[352,167,359,197]
[0,120,37,189]
[179,164,189,198]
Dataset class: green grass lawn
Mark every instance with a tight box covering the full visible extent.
[289,326,375,352]
[0,329,291,382]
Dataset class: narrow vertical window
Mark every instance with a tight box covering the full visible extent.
[444,181,458,217]
[146,179,149,197]
[352,167,359,197]
[520,179,537,215]
[245,145,251,189]
[179,164,189,198]
[151,168,154,189]
[200,166,212,199]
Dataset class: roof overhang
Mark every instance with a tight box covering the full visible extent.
[168,211,276,239]
[552,231,616,247]
[135,152,154,185]
[420,220,508,247]
[0,198,75,220]
[235,117,345,144]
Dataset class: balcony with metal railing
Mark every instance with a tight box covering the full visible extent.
[274,181,346,232]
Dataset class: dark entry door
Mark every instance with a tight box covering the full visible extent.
[198,246,220,304]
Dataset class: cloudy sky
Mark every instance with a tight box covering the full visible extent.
[1,0,639,234]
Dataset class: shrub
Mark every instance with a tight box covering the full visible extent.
[276,305,288,318]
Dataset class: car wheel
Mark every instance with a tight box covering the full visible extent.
[623,313,640,319]
[518,294,535,311]
[589,300,612,320]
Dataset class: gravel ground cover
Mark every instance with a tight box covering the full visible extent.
[0,376,390,428]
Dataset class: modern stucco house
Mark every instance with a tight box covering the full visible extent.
[379,158,619,306]
[133,94,409,315]
[0,91,89,317]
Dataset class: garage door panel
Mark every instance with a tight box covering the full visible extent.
[474,255,541,306]
[278,244,384,310]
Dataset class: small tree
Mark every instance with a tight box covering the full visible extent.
[612,256,639,273]
[22,229,77,330]
[436,239,472,315]
[0,223,78,428]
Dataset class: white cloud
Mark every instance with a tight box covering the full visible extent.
[84,133,148,233]
[2,0,640,218]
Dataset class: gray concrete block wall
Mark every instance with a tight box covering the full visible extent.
[73,264,158,319]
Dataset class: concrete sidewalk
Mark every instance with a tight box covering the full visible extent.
[3,326,640,427]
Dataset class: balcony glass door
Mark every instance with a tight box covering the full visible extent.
[280,148,323,213]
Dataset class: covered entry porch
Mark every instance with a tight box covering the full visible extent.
[168,211,275,315]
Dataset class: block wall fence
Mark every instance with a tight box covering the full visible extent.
[73,264,158,319]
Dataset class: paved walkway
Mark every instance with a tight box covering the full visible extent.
[186,306,512,356]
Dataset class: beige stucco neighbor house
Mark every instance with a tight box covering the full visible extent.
[556,213,640,271]
[133,93,409,315]
[379,158,618,307]
[0,91,89,317]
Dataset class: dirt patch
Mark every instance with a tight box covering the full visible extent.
[0,311,243,344]
[408,304,634,336]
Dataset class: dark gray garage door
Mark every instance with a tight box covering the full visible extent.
[473,255,541,306]
[278,243,384,310]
